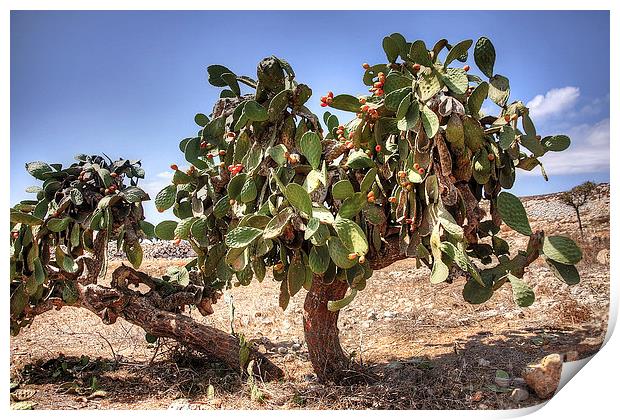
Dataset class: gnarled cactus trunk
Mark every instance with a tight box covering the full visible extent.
[303,277,352,383]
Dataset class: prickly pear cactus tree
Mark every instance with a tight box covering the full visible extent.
[156,34,581,383]
[10,154,283,380]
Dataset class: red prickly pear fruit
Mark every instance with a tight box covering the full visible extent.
[320,96,327,102]
[170,164,178,171]
[110,172,118,178]
[347,253,358,260]
[463,65,470,72]
[398,170,406,178]
[219,150,226,156]
[362,63,370,69]
[413,163,420,170]
[174,238,182,246]
[359,255,366,264]
[373,81,383,89]
[359,97,366,104]
[388,196,397,204]
[488,153,495,161]
[504,115,511,122]
[320,102,328,107]
[413,63,421,71]
[207,153,214,159]
[11,231,19,239]
[274,262,284,272]
[418,167,425,175]
[375,145,381,152]
[361,105,369,113]
[200,141,207,149]
[375,89,384,97]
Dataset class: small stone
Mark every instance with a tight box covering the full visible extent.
[522,353,562,399]
[367,311,377,320]
[478,358,491,367]
[512,377,526,386]
[291,343,302,351]
[510,388,529,402]
[386,361,403,370]
[383,311,396,319]
[596,249,610,265]
[565,350,579,362]
[277,346,288,355]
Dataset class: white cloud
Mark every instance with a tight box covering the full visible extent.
[522,118,609,176]
[526,86,580,120]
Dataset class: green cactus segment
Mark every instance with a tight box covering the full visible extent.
[327,289,357,312]
[416,71,443,101]
[408,40,432,67]
[346,150,375,169]
[445,114,465,146]
[488,75,510,107]
[468,82,488,117]
[267,144,289,166]
[25,161,54,180]
[472,149,491,184]
[55,245,78,273]
[497,192,532,236]
[421,105,439,138]
[309,245,330,274]
[120,186,149,203]
[338,193,366,219]
[334,217,369,255]
[463,116,485,151]
[444,39,473,67]
[47,217,72,232]
[507,274,535,307]
[207,64,235,87]
[385,88,410,111]
[332,180,355,200]
[154,220,178,240]
[194,113,209,127]
[442,68,469,95]
[542,235,583,265]
[397,100,419,132]
[240,178,258,203]
[544,257,580,285]
[382,36,400,63]
[360,168,377,193]
[285,183,313,218]
[520,135,546,157]
[300,131,322,169]
[330,94,361,113]
[498,125,516,150]
[155,184,177,212]
[328,237,357,269]
[173,217,196,240]
[384,74,411,95]
[225,226,263,248]
[474,37,496,78]
[10,210,43,225]
[395,93,412,120]
[287,258,306,297]
[124,241,143,269]
[542,135,571,152]
[213,195,232,218]
[242,100,268,122]
[263,207,295,239]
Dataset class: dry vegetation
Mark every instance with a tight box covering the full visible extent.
[10,185,610,410]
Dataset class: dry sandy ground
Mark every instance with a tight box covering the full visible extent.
[10,191,610,410]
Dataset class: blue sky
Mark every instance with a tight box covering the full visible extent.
[10,10,610,223]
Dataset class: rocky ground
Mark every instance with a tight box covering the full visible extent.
[10,184,610,410]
